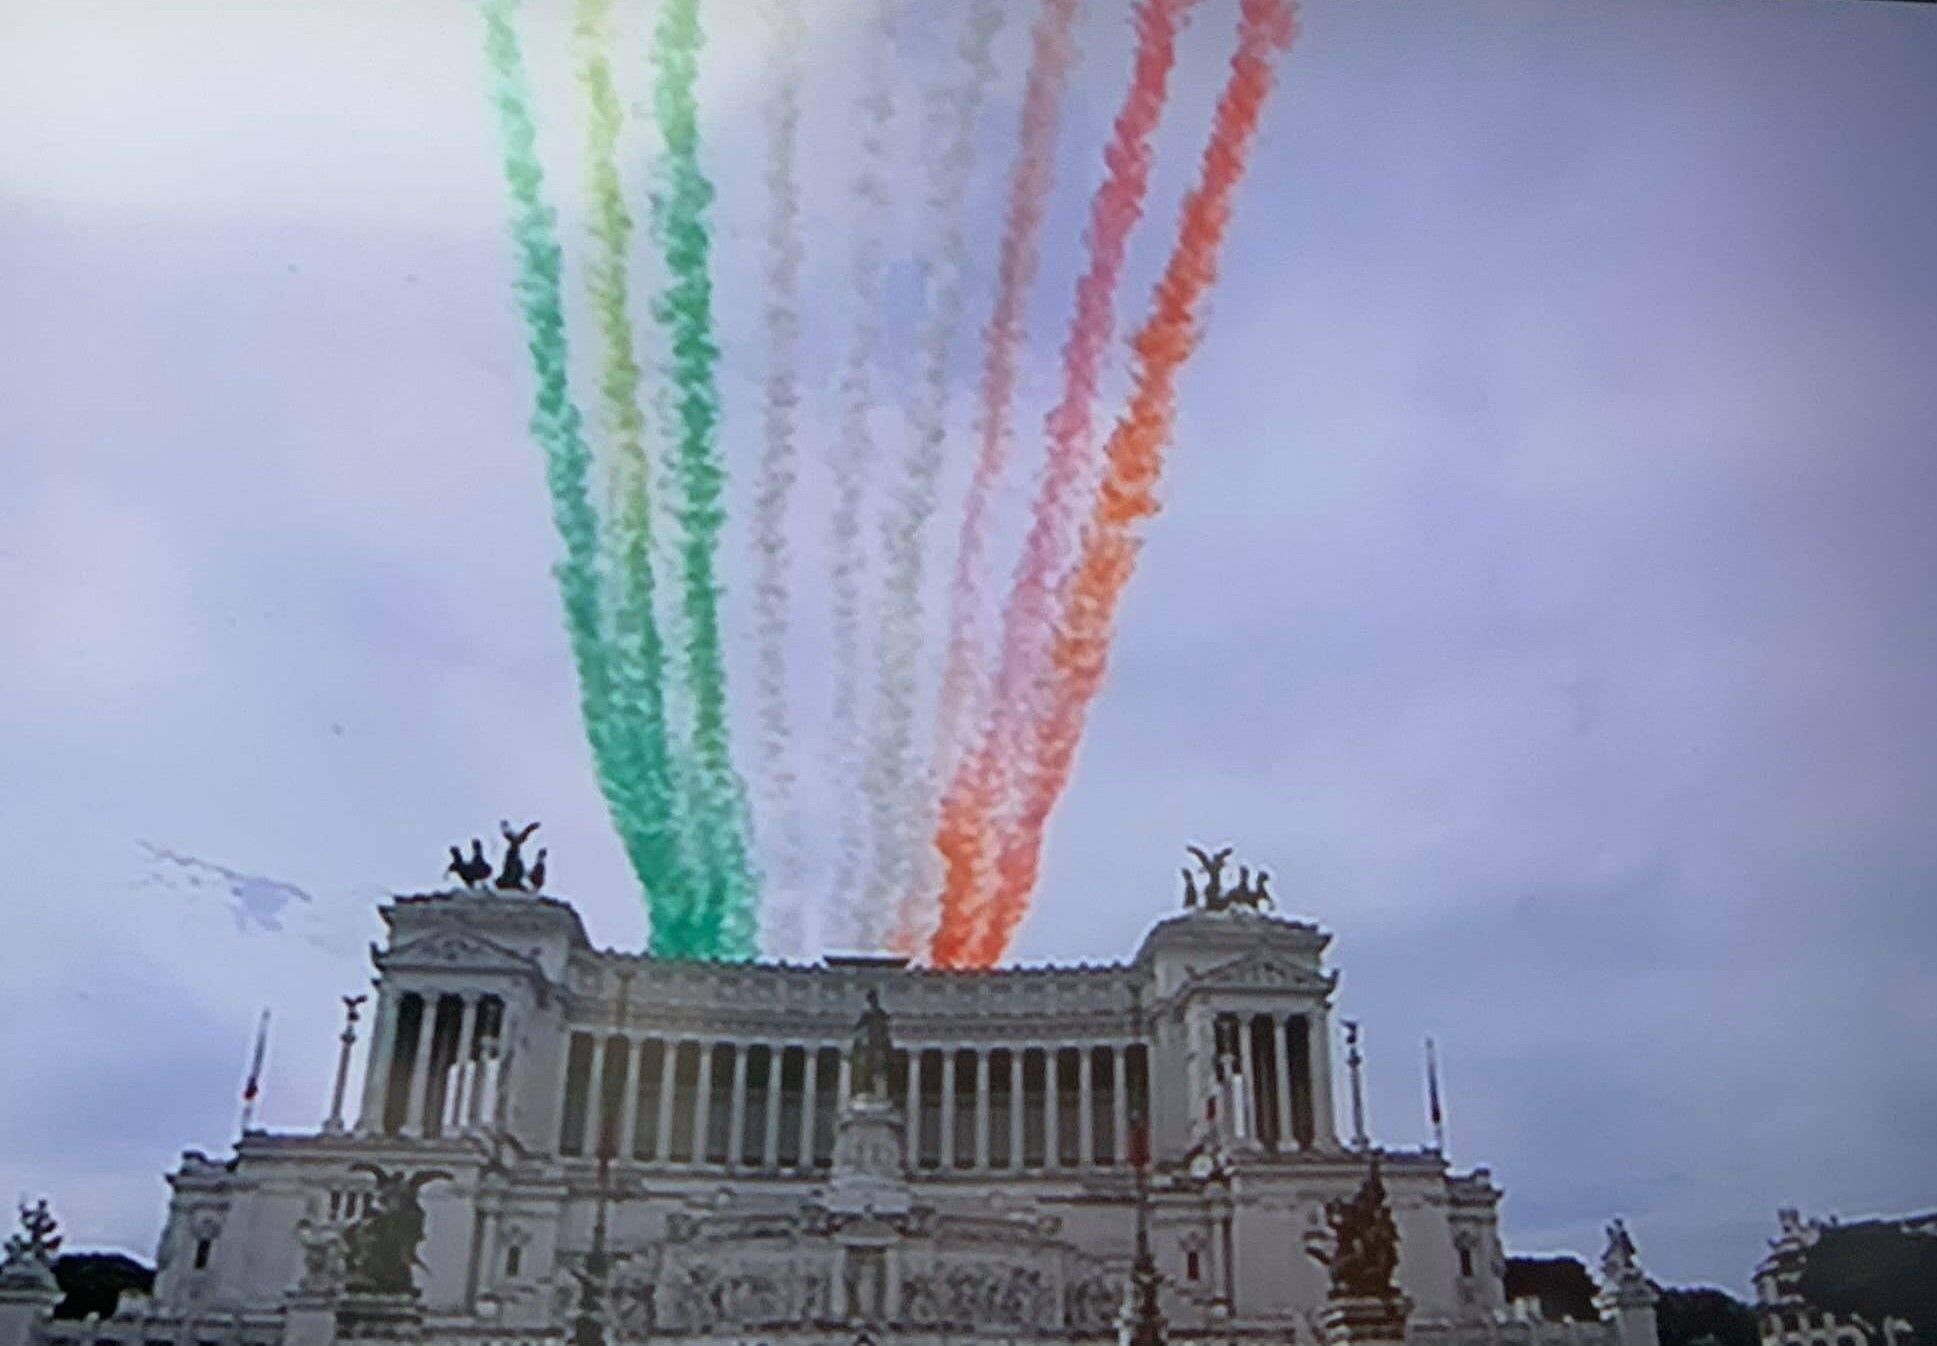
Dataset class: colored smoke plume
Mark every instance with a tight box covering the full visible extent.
[941,0,1300,968]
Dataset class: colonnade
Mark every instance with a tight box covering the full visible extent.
[1210,1011,1324,1151]
[556,1034,1151,1171]
[359,991,511,1138]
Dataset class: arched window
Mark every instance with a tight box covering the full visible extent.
[1459,1244,1474,1277]
[1186,1249,1201,1282]
[505,1245,522,1278]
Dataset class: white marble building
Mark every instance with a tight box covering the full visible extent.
[3,878,1664,1346]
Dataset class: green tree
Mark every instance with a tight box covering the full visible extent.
[51,1253,154,1321]
[1504,1257,1599,1322]
[1796,1223,1937,1346]
[1656,1286,1760,1346]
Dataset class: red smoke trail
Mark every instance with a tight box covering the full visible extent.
[898,0,1079,958]
[930,0,1198,967]
[951,0,1300,968]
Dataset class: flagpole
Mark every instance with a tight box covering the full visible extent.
[239,1008,270,1137]
[1425,1036,1445,1156]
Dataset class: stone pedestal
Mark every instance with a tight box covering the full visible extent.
[826,1095,910,1218]
[284,1292,338,1346]
[334,1292,423,1345]
[1319,1295,1411,1346]
[1597,1282,1660,1346]
[0,1259,61,1346]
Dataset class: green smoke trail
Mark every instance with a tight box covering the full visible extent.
[647,0,758,960]
[572,0,701,955]
[479,0,667,937]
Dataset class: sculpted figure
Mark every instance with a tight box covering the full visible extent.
[1315,1158,1400,1300]
[528,848,548,892]
[1602,1219,1640,1277]
[496,820,540,890]
[340,1164,450,1295]
[1186,846,1233,909]
[446,842,491,888]
[850,990,893,1100]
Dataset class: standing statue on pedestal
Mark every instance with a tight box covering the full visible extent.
[851,991,893,1101]
[1600,1219,1644,1287]
[340,1165,451,1295]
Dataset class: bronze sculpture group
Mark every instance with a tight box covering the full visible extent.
[339,1164,451,1296]
[446,820,547,893]
[1308,1158,1402,1301]
[1182,845,1274,912]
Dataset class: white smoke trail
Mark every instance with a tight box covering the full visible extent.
[859,0,1005,953]
[752,0,809,960]
[826,0,897,948]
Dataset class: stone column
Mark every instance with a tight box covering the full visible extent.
[466,999,497,1131]
[939,1048,957,1168]
[615,1038,642,1159]
[974,1050,992,1169]
[1044,1047,1060,1167]
[1078,1047,1095,1166]
[726,1042,750,1168]
[1112,1046,1130,1162]
[403,996,438,1138]
[582,1032,609,1156]
[905,1047,922,1136]
[1236,1017,1258,1146]
[1009,1050,1024,1170]
[1273,1017,1295,1152]
[799,1045,820,1168]
[762,1047,782,1168]
[1310,1011,1338,1149]
[492,1001,519,1130]
[654,1041,678,1162]
[1187,1011,1214,1144]
[448,994,479,1134]
[693,1042,715,1164]
[356,991,399,1134]
[837,1051,853,1114]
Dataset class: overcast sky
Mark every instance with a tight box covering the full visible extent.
[4,0,1936,1297]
